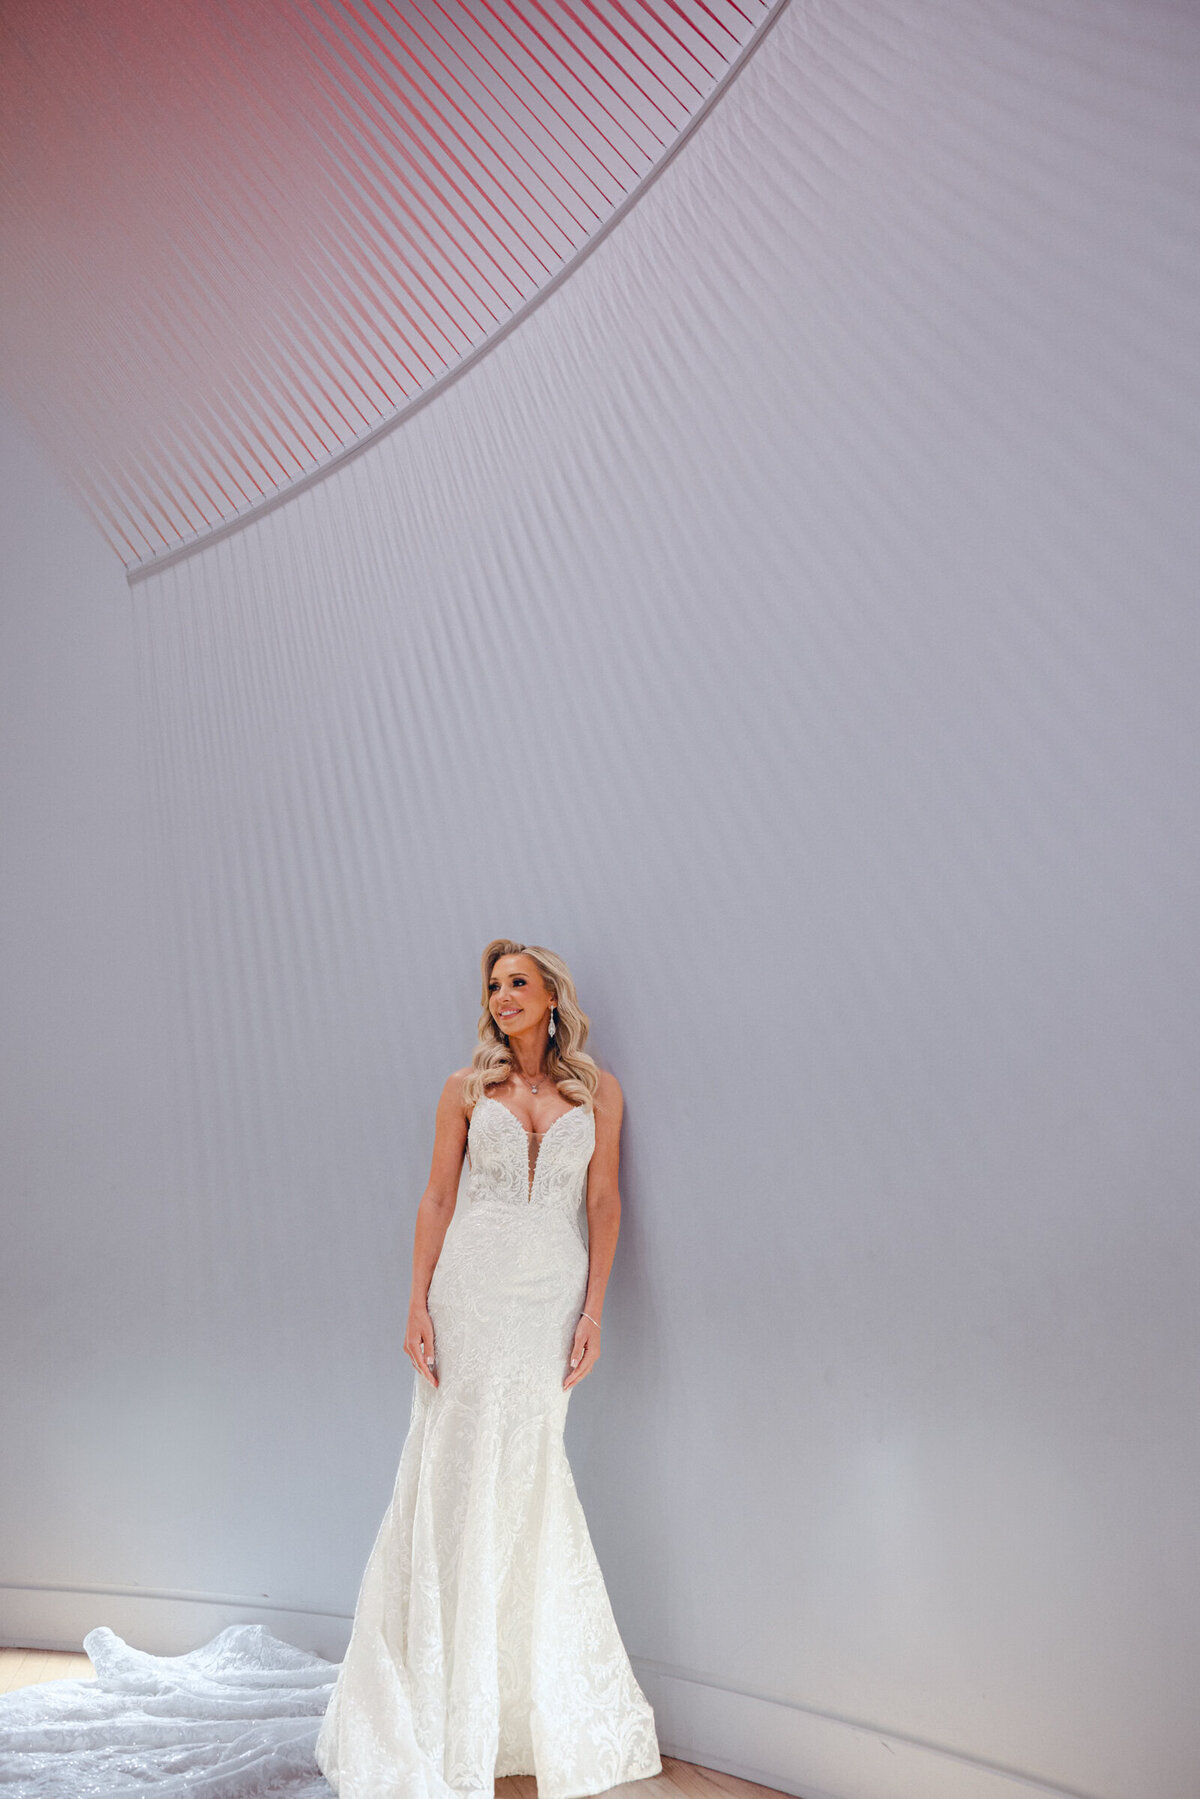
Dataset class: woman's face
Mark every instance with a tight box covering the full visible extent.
[488,954,554,1038]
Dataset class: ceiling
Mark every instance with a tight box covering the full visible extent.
[1,0,777,569]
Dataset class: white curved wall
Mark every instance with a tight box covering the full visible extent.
[3,4,1200,1798]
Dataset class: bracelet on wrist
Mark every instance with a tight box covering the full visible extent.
[581,1310,601,1328]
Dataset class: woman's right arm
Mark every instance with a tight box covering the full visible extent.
[404,1071,470,1388]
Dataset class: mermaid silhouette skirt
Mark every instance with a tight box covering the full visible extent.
[314,1098,661,1799]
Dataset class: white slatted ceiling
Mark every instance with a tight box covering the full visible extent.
[0,0,775,569]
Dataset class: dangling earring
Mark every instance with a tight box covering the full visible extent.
[548,1005,556,1040]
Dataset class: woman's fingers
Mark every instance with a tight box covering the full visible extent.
[563,1324,600,1389]
[419,1323,437,1386]
[405,1316,438,1386]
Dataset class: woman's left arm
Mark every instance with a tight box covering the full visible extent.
[563,1070,623,1390]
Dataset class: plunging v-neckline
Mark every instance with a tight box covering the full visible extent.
[483,1094,580,1139]
[478,1095,584,1202]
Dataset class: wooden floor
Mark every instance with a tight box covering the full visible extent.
[0,1647,790,1799]
[0,1647,95,1691]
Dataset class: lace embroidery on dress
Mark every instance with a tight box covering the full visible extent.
[467,1098,579,1201]
[314,1089,661,1798]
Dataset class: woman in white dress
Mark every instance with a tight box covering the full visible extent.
[314,937,662,1799]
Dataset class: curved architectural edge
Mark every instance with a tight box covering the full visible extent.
[634,1661,1104,1799]
[126,0,794,589]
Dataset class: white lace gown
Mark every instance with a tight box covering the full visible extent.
[315,1094,662,1798]
[0,1095,660,1799]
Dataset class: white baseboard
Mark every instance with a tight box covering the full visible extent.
[1,1585,1095,1799]
[0,1581,352,1664]
[630,1660,1097,1799]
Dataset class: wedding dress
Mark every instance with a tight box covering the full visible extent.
[315,1093,662,1798]
[0,1095,660,1799]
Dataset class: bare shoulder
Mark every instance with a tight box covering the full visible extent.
[442,1067,473,1118]
[593,1067,624,1123]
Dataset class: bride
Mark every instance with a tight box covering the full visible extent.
[315,937,662,1797]
[0,938,660,1799]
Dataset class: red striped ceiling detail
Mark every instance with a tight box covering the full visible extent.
[1,0,774,570]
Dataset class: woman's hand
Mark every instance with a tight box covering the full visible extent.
[563,1314,601,1389]
[405,1304,438,1387]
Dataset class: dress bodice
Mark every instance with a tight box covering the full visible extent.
[466,1094,595,1213]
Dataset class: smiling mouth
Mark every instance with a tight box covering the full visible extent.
[498,1008,521,1018]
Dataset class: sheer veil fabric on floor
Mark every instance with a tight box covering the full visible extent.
[0,1625,338,1798]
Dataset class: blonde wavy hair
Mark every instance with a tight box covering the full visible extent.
[462,938,601,1112]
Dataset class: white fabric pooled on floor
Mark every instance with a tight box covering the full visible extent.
[0,1625,336,1797]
